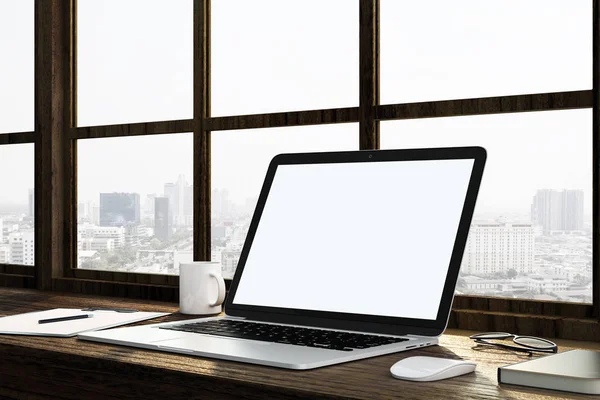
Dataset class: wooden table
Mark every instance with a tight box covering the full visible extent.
[0,288,597,400]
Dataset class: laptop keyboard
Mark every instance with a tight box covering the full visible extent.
[159,319,408,351]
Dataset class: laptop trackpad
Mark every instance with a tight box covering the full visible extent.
[149,335,338,368]
[152,335,271,354]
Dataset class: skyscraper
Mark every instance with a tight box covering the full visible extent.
[184,184,193,226]
[144,194,157,219]
[89,201,100,225]
[177,174,187,225]
[78,202,86,222]
[155,197,172,241]
[28,188,34,219]
[0,245,9,263]
[164,175,192,226]
[531,189,584,232]
[212,188,232,218]
[531,189,562,232]
[462,223,535,275]
[164,182,179,224]
[562,190,584,231]
[9,231,34,266]
[99,193,141,227]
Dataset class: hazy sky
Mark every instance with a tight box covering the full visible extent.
[0,0,33,134]
[211,0,359,116]
[77,133,194,204]
[0,0,594,218]
[381,109,593,216]
[0,144,34,207]
[77,0,193,126]
[380,0,592,103]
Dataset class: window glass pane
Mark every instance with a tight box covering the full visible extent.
[212,0,359,116]
[381,0,592,104]
[0,0,34,133]
[77,0,193,126]
[381,109,592,303]
[77,134,193,274]
[212,124,358,278]
[0,144,35,265]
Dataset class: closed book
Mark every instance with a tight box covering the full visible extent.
[498,350,600,395]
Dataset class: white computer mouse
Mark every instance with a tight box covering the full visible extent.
[390,356,476,382]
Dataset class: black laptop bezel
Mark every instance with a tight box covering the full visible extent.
[224,147,486,337]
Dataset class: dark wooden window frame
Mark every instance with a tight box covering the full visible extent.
[0,0,598,336]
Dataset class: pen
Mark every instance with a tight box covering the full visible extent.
[81,307,138,313]
[38,314,93,324]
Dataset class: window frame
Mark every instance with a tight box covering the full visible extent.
[0,0,36,288]
[0,0,597,336]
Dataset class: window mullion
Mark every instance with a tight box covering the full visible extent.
[592,0,599,318]
[194,0,211,262]
[34,0,70,289]
[0,132,35,145]
[359,0,379,150]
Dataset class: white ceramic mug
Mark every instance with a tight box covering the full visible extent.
[179,261,226,315]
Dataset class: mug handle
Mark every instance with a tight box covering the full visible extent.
[208,272,226,307]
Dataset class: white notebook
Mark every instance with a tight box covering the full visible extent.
[499,350,600,395]
[0,308,170,337]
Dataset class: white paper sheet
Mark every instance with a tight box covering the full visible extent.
[0,308,170,337]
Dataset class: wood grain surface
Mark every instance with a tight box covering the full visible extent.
[1,288,599,400]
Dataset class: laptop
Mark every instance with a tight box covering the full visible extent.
[79,146,486,370]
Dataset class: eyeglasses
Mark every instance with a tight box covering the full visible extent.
[469,332,558,354]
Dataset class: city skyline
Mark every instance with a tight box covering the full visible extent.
[1,182,594,222]
[0,181,593,303]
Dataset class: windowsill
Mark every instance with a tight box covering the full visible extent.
[1,276,598,341]
[1,287,600,400]
[450,308,600,341]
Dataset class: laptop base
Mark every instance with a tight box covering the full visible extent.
[78,317,438,370]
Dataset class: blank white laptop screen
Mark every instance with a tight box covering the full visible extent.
[232,159,475,321]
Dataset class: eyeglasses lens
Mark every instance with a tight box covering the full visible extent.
[472,332,512,340]
[514,336,556,349]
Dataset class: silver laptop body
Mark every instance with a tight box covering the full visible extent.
[80,316,438,370]
[79,147,486,370]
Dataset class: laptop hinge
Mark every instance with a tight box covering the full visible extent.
[225,315,246,320]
